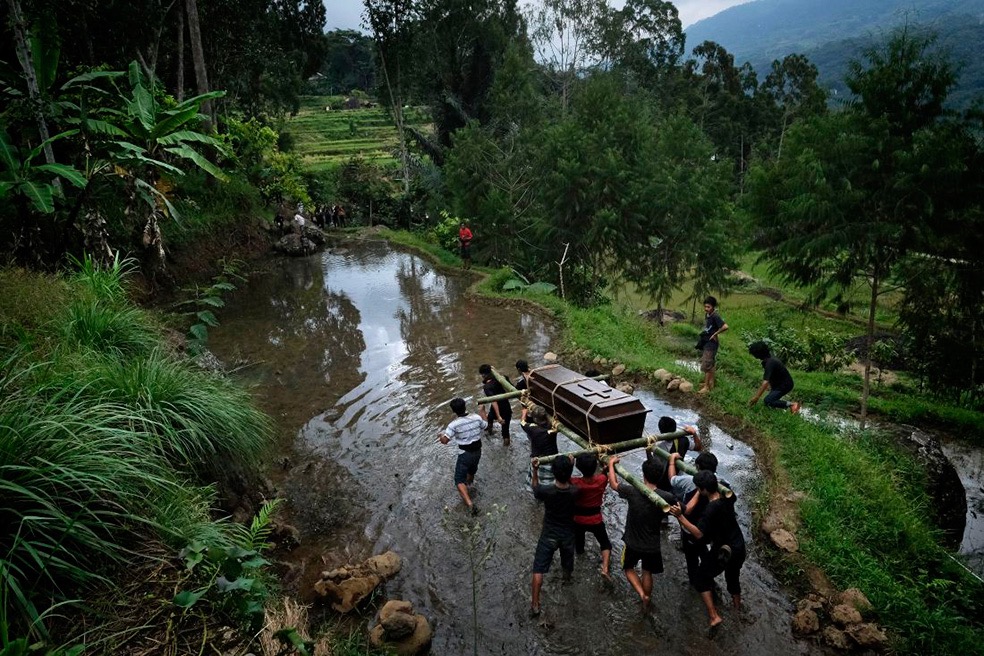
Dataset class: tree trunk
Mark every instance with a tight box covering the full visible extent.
[860,269,880,429]
[8,0,60,190]
[185,0,212,124]
[377,49,411,196]
[176,3,185,101]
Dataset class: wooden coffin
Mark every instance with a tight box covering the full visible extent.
[528,364,650,444]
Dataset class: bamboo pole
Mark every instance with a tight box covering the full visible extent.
[490,367,733,498]
[532,431,687,465]
[476,373,608,404]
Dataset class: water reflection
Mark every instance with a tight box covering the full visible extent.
[209,241,818,656]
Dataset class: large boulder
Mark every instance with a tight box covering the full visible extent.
[822,626,852,650]
[300,224,327,246]
[830,603,863,627]
[846,623,889,650]
[791,609,820,636]
[835,588,873,613]
[369,599,433,655]
[769,528,799,552]
[313,551,403,613]
[275,233,317,256]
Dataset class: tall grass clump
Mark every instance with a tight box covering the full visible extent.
[0,259,274,641]
[45,349,271,481]
[58,300,159,359]
[0,379,183,630]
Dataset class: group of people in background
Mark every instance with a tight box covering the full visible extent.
[273,202,348,233]
[438,360,748,630]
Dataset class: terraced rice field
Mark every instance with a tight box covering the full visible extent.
[287,95,430,172]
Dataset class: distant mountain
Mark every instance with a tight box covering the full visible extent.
[685,0,984,107]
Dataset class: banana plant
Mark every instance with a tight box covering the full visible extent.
[0,129,85,214]
[64,62,228,273]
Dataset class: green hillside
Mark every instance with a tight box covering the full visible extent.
[286,96,430,172]
[685,0,984,108]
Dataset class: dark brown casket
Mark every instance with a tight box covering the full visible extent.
[528,364,650,444]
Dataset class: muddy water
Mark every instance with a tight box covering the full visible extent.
[209,240,819,656]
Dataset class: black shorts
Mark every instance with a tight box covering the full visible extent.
[574,522,612,553]
[454,448,481,485]
[621,545,663,574]
[532,532,575,574]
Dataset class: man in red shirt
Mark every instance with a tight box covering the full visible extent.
[458,222,473,269]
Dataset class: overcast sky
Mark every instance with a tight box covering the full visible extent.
[323,0,753,33]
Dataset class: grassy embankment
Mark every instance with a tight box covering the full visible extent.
[0,260,275,652]
[380,227,984,655]
[286,95,430,174]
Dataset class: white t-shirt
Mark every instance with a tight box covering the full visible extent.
[444,414,484,447]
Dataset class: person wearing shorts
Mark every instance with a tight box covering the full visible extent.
[571,454,612,579]
[697,296,728,394]
[439,397,485,516]
[607,456,676,611]
[530,457,579,617]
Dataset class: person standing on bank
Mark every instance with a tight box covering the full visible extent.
[747,341,801,413]
[458,222,473,269]
[697,296,728,394]
[438,397,485,516]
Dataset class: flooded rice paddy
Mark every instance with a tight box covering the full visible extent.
[209,239,827,655]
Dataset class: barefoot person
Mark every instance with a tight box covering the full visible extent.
[697,296,728,394]
[571,454,613,579]
[747,341,800,413]
[669,471,746,629]
[438,397,485,516]
[479,364,512,444]
[530,457,579,617]
[607,456,675,611]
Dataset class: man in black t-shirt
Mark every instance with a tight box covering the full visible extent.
[530,457,579,617]
[607,455,676,611]
[515,359,531,390]
[747,341,800,413]
[670,471,746,629]
[479,364,512,443]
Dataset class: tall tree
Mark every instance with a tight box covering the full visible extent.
[746,28,959,427]
[526,0,605,112]
[185,0,211,123]
[364,0,416,193]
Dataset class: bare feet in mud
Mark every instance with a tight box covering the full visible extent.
[708,615,723,635]
[641,595,651,613]
[600,567,611,582]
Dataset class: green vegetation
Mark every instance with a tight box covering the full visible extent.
[0,261,271,647]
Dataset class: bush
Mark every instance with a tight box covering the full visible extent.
[428,210,462,252]
[744,324,853,372]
